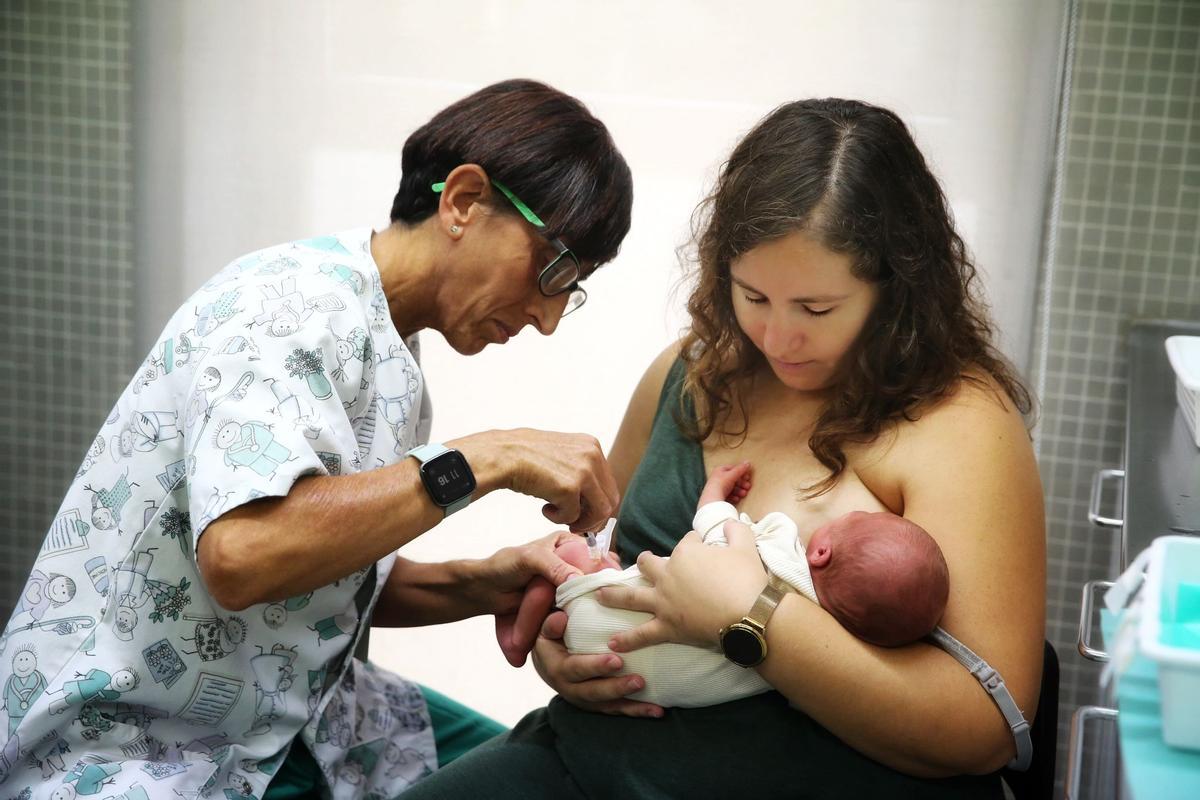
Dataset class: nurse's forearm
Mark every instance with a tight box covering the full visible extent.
[756,597,1015,778]
[197,433,506,611]
[369,557,492,627]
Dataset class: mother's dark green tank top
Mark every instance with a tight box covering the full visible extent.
[546,359,1001,799]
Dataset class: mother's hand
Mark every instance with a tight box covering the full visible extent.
[531,611,664,718]
[601,521,767,651]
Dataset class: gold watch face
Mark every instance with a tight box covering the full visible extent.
[720,623,766,667]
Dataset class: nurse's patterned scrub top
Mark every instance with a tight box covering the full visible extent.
[0,229,440,800]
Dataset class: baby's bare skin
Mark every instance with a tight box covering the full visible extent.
[496,539,620,667]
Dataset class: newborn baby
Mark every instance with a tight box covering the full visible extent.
[495,463,950,708]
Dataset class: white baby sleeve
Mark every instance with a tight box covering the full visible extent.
[693,503,820,605]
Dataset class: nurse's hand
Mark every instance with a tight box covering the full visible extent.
[601,521,767,651]
[531,610,664,718]
[454,429,619,533]
[463,531,585,617]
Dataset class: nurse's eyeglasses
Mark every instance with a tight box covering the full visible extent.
[432,179,587,316]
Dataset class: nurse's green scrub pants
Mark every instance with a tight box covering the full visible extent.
[263,685,506,799]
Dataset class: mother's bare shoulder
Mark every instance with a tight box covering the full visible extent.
[852,370,1034,511]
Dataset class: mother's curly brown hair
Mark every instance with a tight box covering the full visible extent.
[678,98,1032,497]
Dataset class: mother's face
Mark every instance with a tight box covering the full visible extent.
[730,230,877,392]
[438,209,573,356]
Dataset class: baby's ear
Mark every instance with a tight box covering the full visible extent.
[807,540,833,569]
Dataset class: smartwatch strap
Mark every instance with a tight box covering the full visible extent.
[407,443,472,515]
[746,577,787,630]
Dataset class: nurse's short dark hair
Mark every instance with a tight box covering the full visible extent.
[390,79,633,270]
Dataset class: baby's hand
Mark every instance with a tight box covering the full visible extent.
[698,461,752,507]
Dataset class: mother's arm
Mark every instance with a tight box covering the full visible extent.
[609,379,1046,777]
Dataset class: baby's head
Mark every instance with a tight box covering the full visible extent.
[806,511,949,647]
[555,539,621,575]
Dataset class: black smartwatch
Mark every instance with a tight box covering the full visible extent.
[719,577,786,667]
[407,443,476,515]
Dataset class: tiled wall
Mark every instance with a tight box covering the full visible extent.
[1031,0,1199,791]
[0,1,134,619]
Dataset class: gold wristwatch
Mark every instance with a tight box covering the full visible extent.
[719,576,786,668]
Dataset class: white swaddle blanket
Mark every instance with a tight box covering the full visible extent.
[555,501,819,708]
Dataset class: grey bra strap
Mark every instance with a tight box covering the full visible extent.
[927,626,1033,772]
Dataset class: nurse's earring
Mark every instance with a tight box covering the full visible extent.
[449,225,461,235]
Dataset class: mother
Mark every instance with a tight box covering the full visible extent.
[401,98,1045,798]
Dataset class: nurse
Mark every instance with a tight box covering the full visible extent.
[0,79,633,800]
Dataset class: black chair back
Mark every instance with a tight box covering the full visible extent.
[1001,640,1060,800]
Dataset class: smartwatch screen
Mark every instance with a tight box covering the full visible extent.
[421,450,477,507]
[721,625,764,667]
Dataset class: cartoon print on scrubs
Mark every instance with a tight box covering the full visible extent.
[76,435,107,478]
[338,739,385,787]
[46,667,140,715]
[55,756,122,797]
[263,592,313,630]
[111,410,180,461]
[84,470,138,533]
[110,548,192,640]
[308,612,355,646]
[384,742,432,784]
[255,255,303,277]
[214,419,296,478]
[141,638,187,690]
[318,263,366,295]
[20,733,70,781]
[265,377,323,439]
[195,289,242,337]
[373,345,422,455]
[196,486,236,531]
[3,647,47,736]
[368,283,390,334]
[0,229,435,799]
[186,370,256,474]
[249,277,316,338]
[216,334,261,362]
[132,332,201,397]
[12,570,76,623]
[185,366,223,436]
[246,644,297,737]
[157,505,192,557]
[283,347,335,402]
[180,614,246,662]
[330,324,375,390]
[102,783,152,800]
